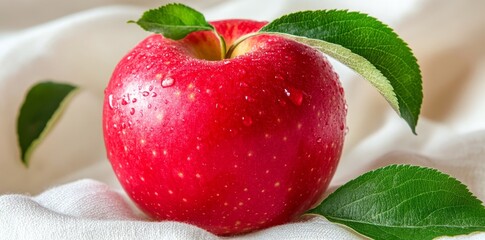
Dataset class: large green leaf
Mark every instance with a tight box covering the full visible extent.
[17,81,77,166]
[129,3,214,40]
[260,10,422,133]
[309,165,485,240]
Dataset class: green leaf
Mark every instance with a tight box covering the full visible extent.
[260,10,422,133]
[308,165,485,240]
[17,81,78,166]
[129,3,214,40]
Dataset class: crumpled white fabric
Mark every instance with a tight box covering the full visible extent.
[1,0,484,239]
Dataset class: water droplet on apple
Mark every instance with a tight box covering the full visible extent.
[284,87,303,106]
[127,56,132,60]
[239,82,249,88]
[132,98,137,103]
[277,98,287,107]
[130,108,135,115]
[274,75,284,81]
[316,137,322,143]
[161,77,174,88]
[142,91,150,97]
[242,116,253,126]
[108,94,114,109]
[244,96,255,102]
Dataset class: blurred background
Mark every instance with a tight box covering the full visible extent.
[1,0,484,201]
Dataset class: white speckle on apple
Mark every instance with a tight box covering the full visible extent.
[238,202,244,206]
[182,198,187,202]
[154,192,159,196]
[156,113,164,120]
[297,123,303,129]
[243,188,248,192]
[188,83,195,90]
[124,146,128,152]
[188,92,196,101]
[163,149,168,155]
[140,139,146,145]
[274,182,280,187]
[195,173,201,178]
[234,164,238,168]
[282,136,288,141]
[140,176,145,182]
[168,190,173,194]
[196,145,201,150]
[261,189,266,193]
[247,151,253,157]
[174,90,181,97]
[287,187,292,192]
[224,202,228,206]
[152,150,157,156]
[235,221,241,226]
[264,133,270,138]
[178,172,184,178]
[265,170,270,174]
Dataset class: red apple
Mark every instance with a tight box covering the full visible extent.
[103,19,346,235]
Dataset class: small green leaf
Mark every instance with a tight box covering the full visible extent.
[17,81,78,166]
[260,10,422,133]
[308,165,485,240]
[129,3,214,40]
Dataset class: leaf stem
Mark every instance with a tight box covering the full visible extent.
[214,30,227,60]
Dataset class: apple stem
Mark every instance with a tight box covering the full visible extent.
[214,30,227,60]
[225,32,260,59]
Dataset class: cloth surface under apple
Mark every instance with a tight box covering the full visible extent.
[1,0,484,239]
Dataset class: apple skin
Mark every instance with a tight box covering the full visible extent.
[103,20,346,235]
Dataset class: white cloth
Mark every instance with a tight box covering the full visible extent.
[1,0,484,239]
